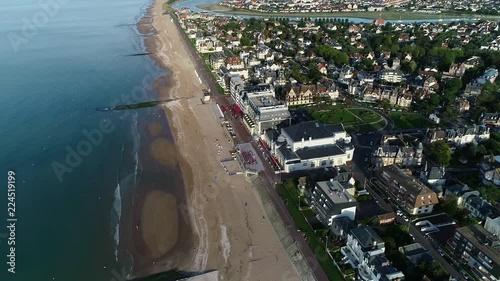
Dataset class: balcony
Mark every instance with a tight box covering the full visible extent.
[357,263,373,281]
[341,246,359,269]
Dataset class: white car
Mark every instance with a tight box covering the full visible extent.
[402,216,409,222]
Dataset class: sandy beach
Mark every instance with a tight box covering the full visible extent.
[131,0,301,280]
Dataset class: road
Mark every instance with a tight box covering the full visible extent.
[170,12,329,281]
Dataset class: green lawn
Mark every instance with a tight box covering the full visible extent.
[306,105,386,133]
[389,112,436,130]
[277,181,344,281]
[309,108,358,125]
[349,109,383,123]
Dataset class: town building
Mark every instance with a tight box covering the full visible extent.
[425,125,490,147]
[479,155,500,187]
[419,163,446,192]
[310,179,357,226]
[372,134,423,169]
[263,121,354,173]
[245,93,291,135]
[444,183,480,208]
[281,84,331,106]
[447,225,500,280]
[341,226,405,281]
[378,69,403,83]
[228,77,290,135]
[377,165,439,215]
[463,194,492,222]
[482,113,500,127]
[484,203,500,237]
[398,243,433,268]
[209,52,226,70]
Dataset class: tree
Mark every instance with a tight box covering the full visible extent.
[429,94,440,107]
[441,196,459,217]
[477,144,488,155]
[240,36,251,46]
[430,140,451,166]
[466,143,477,159]
[428,261,448,279]
[444,78,463,96]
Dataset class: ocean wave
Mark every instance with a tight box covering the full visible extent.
[112,182,122,262]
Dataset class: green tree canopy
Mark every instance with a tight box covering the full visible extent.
[430,140,451,166]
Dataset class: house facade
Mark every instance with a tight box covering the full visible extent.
[447,225,500,281]
[341,226,405,281]
[372,135,423,169]
[377,165,439,215]
[282,84,331,106]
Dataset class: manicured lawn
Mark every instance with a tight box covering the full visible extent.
[349,109,382,123]
[309,108,358,125]
[389,112,436,130]
[352,120,386,133]
[277,180,345,281]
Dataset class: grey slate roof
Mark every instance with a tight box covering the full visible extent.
[282,121,344,142]
[428,166,444,180]
[350,227,384,249]
[277,145,300,161]
[295,145,345,160]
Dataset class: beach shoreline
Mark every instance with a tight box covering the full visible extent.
[131,0,302,280]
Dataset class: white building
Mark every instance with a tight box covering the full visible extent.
[264,121,354,173]
[229,76,290,135]
[310,180,357,226]
[484,203,500,237]
[341,227,405,281]
[378,69,403,83]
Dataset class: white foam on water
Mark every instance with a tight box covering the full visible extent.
[112,182,122,262]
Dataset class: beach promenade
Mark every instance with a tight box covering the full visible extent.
[136,0,302,280]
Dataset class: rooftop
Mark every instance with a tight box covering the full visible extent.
[316,180,356,205]
[378,165,435,197]
[295,144,346,160]
[456,225,500,265]
[249,95,282,108]
[350,226,384,250]
[282,121,345,142]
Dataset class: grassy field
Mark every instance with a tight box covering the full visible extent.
[389,112,436,130]
[276,180,345,281]
[309,108,358,125]
[197,4,500,20]
[349,108,383,123]
[305,104,385,133]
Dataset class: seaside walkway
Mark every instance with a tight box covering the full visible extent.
[251,175,325,281]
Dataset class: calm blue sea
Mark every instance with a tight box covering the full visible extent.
[0,0,166,280]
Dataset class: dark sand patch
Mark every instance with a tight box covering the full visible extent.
[141,190,179,259]
[149,137,177,167]
[148,122,163,137]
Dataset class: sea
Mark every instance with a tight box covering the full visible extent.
[0,0,173,280]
